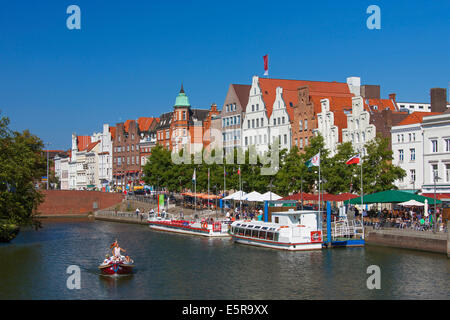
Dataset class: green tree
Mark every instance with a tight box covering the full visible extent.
[0,114,46,232]
[360,134,406,194]
[324,142,357,194]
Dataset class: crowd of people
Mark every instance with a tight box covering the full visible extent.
[358,207,447,232]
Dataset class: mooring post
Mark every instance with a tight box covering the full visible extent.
[447,221,449,258]
[327,201,332,248]
[264,201,269,222]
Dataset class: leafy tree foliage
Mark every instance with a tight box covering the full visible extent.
[142,133,406,198]
[0,114,46,229]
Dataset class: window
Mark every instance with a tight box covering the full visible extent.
[410,169,416,182]
[226,105,229,112]
[127,145,129,152]
[410,148,415,161]
[409,133,411,142]
[278,118,281,125]
[282,117,285,124]
[397,135,400,143]
[237,115,240,124]
[431,139,438,153]
[446,164,450,182]
[412,133,416,141]
[261,118,263,126]
[132,157,134,165]
[256,104,259,111]
[233,116,236,125]
[245,137,248,146]
[274,119,276,126]
[248,120,250,129]
[252,105,254,112]
[305,137,308,145]
[299,120,303,131]
[252,119,255,128]
[399,149,404,161]
[401,134,404,142]
[304,120,308,130]
[131,145,134,151]
[264,134,267,144]
[256,119,259,127]
[300,138,303,148]
[445,139,450,152]
[284,134,287,144]
[183,111,186,120]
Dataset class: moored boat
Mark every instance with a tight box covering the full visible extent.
[147,213,231,237]
[229,209,323,251]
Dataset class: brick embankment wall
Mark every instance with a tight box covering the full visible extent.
[366,228,448,255]
[37,190,125,217]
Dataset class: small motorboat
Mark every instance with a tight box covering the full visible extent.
[98,257,135,275]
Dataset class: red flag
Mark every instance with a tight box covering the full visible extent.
[346,154,361,165]
[238,167,241,175]
[263,55,268,76]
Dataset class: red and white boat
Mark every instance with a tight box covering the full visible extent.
[229,209,323,251]
[147,213,230,237]
[98,258,135,275]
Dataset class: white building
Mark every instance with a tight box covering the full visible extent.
[91,124,113,188]
[421,111,450,198]
[342,96,376,155]
[391,113,426,192]
[268,87,292,152]
[313,98,352,156]
[242,76,270,154]
[397,102,449,113]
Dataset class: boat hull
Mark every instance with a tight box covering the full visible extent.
[99,263,134,275]
[231,235,322,251]
[148,220,230,238]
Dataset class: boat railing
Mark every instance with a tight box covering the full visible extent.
[331,218,365,240]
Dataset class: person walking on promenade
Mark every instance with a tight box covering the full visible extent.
[136,208,140,218]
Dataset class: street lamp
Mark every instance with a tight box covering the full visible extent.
[433,173,441,233]
[411,179,415,194]
[46,142,50,190]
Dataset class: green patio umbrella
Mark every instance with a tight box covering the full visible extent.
[344,190,442,205]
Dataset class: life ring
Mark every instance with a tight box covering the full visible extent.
[202,222,208,229]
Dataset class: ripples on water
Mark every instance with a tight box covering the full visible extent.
[0,218,448,299]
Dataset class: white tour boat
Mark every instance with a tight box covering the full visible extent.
[147,213,231,237]
[229,209,323,251]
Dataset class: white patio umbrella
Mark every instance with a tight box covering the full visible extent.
[424,199,429,217]
[261,191,282,201]
[398,199,424,207]
[244,191,264,202]
[223,190,246,200]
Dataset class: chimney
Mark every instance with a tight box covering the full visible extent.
[211,103,217,112]
[389,93,396,102]
[430,88,447,113]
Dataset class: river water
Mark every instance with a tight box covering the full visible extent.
[0,218,448,300]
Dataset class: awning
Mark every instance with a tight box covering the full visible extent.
[344,190,442,205]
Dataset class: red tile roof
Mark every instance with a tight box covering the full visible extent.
[258,78,353,118]
[137,117,156,132]
[365,98,397,112]
[86,141,100,152]
[109,126,116,140]
[77,136,91,151]
[397,112,442,126]
[124,120,134,133]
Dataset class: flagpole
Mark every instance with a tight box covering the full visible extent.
[208,168,210,211]
[318,151,321,216]
[194,168,196,217]
[239,166,242,213]
[360,149,364,215]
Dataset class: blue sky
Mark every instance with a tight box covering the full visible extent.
[0,0,449,149]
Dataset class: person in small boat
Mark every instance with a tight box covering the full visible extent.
[103,254,111,265]
[111,240,126,261]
